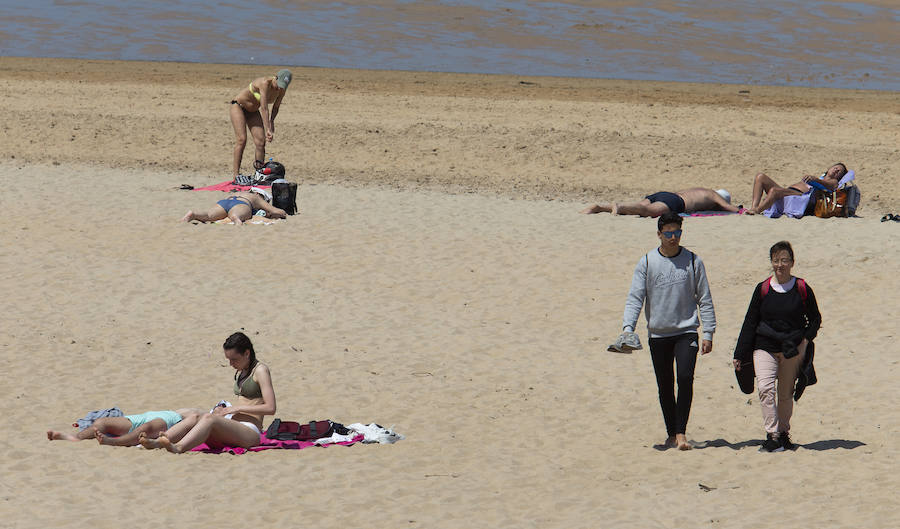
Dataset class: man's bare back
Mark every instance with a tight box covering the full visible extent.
[677,188,739,213]
[582,187,739,216]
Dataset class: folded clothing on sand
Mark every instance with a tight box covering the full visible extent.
[75,407,124,430]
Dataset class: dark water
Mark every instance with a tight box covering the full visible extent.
[1,0,897,90]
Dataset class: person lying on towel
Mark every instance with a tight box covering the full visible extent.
[47,408,205,446]
[746,163,847,215]
[180,190,286,225]
[581,188,739,217]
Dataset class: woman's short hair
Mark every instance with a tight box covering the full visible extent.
[657,212,683,231]
[223,332,256,364]
[769,240,794,261]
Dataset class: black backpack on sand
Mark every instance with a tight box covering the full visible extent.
[272,181,298,215]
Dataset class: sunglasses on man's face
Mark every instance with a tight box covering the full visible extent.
[661,229,683,239]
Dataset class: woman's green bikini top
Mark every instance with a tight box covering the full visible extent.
[234,362,262,399]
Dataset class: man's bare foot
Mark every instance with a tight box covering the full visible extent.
[158,435,182,454]
[139,432,163,449]
[676,434,692,451]
[653,436,677,450]
[47,430,78,441]
[611,203,619,215]
[581,204,603,214]
[180,211,194,222]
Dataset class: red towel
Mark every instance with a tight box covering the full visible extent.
[193,180,271,192]
[190,433,363,454]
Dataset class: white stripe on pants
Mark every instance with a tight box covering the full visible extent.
[753,347,806,434]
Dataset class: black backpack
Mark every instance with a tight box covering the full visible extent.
[265,419,348,441]
[272,181,298,215]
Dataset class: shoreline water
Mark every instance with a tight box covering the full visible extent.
[2,0,899,91]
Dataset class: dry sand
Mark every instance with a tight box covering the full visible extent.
[1,58,898,528]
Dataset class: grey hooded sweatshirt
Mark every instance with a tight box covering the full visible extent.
[622,247,716,340]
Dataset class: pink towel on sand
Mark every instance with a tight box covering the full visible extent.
[193,181,272,192]
[190,433,364,454]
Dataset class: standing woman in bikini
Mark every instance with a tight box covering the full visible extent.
[229,69,292,180]
[140,332,275,453]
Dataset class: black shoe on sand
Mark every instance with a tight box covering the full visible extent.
[760,433,784,452]
[779,432,795,451]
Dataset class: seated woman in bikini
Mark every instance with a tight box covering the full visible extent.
[180,191,287,225]
[229,69,292,180]
[747,163,847,214]
[140,332,275,454]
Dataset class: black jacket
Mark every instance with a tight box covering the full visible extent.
[733,278,821,400]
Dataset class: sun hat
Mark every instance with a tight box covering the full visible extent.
[275,69,292,89]
[716,189,731,204]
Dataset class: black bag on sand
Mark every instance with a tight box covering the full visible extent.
[265,419,349,441]
[272,181,298,215]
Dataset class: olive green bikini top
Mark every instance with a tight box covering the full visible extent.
[234,362,262,399]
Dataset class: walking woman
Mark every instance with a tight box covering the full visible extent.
[141,332,275,453]
[733,241,821,452]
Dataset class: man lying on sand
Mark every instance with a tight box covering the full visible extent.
[181,191,286,225]
[47,408,204,446]
[747,163,847,214]
[581,188,739,216]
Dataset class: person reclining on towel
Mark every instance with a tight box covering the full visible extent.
[47,408,205,446]
[181,191,286,225]
[582,188,740,216]
[746,163,847,215]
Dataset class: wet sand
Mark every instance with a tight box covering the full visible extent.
[1,58,899,528]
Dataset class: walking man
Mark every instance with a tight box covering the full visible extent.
[620,212,716,450]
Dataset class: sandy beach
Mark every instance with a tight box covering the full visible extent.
[1,58,898,528]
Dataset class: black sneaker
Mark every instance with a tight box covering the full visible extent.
[779,432,795,451]
[760,433,784,452]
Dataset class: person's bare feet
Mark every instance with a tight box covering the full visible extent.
[653,436,677,450]
[95,430,119,446]
[675,433,692,451]
[180,211,195,222]
[158,435,182,454]
[47,430,79,441]
[611,203,619,215]
[139,431,163,449]
[581,204,602,214]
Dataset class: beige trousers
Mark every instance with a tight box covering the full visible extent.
[753,348,806,434]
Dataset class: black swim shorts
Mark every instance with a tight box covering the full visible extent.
[645,191,686,214]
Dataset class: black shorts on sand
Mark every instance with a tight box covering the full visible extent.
[645,191,686,214]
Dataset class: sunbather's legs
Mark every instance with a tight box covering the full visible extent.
[749,174,805,214]
[181,205,229,223]
[47,417,132,441]
[751,173,781,210]
[159,413,202,443]
[96,418,169,446]
[616,199,669,217]
[144,414,259,453]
